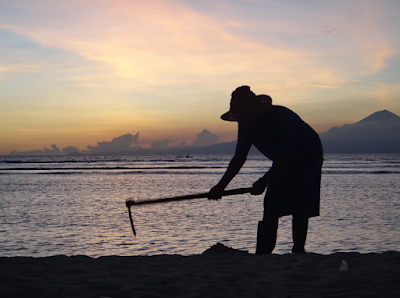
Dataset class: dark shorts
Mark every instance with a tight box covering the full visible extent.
[263,148,323,220]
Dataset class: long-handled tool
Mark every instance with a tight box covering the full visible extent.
[125,187,252,236]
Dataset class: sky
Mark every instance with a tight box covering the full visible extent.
[1,0,400,154]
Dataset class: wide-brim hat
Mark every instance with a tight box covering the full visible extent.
[221,86,272,122]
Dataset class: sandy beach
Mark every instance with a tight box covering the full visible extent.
[1,244,399,298]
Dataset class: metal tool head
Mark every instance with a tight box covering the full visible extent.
[126,203,137,236]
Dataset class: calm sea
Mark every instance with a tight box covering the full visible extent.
[0,153,399,257]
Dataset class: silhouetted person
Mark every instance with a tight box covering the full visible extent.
[208,86,323,254]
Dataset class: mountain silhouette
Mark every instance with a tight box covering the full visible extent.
[319,110,400,153]
[178,110,400,155]
[358,110,400,124]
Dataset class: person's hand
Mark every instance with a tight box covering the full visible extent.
[208,185,225,200]
[251,178,268,195]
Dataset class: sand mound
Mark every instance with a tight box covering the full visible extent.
[202,242,249,255]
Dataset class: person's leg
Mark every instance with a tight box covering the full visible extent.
[292,217,309,253]
[255,218,279,254]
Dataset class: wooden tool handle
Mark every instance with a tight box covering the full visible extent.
[125,187,252,207]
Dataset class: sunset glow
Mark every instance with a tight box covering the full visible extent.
[1,0,400,154]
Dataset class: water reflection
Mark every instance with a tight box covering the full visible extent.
[1,154,399,257]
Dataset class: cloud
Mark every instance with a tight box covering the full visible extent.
[85,133,140,153]
[2,0,398,86]
[10,144,61,155]
[306,84,339,89]
[7,131,205,155]
[192,129,219,147]
[151,139,173,150]
[61,146,80,154]
[3,0,397,91]
[9,133,142,155]
[0,0,339,89]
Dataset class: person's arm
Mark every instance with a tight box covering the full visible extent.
[208,153,247,199]
[209,123,252,199]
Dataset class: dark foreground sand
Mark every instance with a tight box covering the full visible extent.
[1,244,400,298]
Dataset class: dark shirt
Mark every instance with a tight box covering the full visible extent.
[235,105,321,161]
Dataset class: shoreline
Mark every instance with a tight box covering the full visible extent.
[1,249,400,298]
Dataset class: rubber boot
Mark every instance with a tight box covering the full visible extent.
[292,218,308,253]
[255,219,278,254]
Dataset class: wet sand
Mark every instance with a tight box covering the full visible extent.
[1,244,399,298]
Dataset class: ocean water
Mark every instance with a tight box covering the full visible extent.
[0,153,399,257]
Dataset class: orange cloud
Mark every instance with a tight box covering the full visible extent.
[0,0,320,87]
[307,85,339,89]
